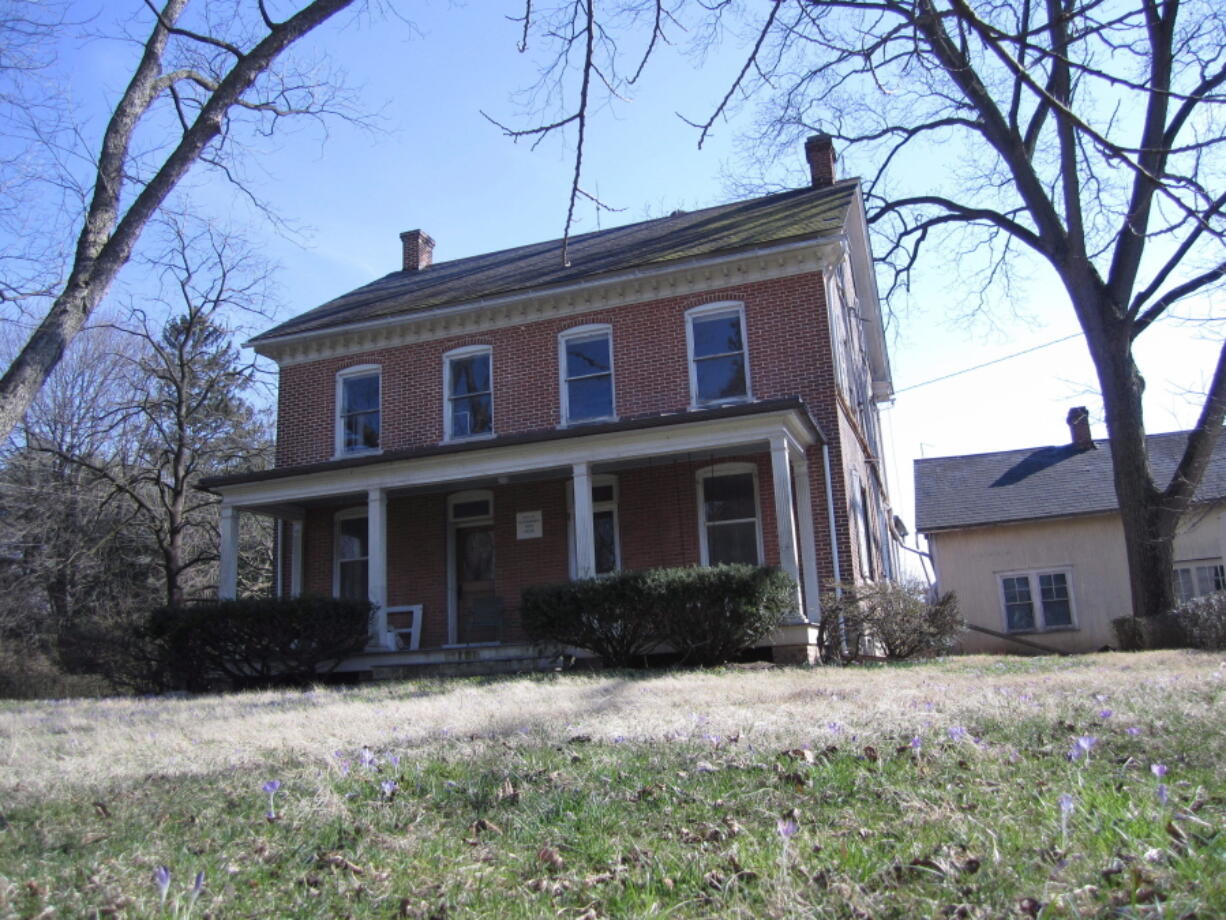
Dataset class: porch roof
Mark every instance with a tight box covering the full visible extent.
[202,397,824,505]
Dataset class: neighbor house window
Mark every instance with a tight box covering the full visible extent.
[336,365,380,454]
[686,303,750,405]
[445,346,492,439]
[559,325,614,424]
[569,475,620,576]
[334,511,369,602]
[697,463,762,565]
[1174,560,1225,603]
[999,570,1075,632]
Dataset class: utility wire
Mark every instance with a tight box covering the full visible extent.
[894,332,1083,395]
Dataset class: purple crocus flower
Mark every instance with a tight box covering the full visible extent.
[1058,793,1075,817]
[948,725,967,743]
[1126,726,1142,736]
[1151,763,1168,778]
[1098,709,1113,720]
[910,736,922,751]
[776,818,799,839]
[380,779,397,797]
[263,779,281,819]
[153,866,171,904]
[262,779,281,795]
[1156,784,1169,806]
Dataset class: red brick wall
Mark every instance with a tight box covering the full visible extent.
[276,268,868,596]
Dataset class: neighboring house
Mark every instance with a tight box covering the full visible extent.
[202,136,898,672]
[915,409,1226,654]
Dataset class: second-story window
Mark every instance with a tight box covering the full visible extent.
[446,346,493,439]
[337,365,380,454]
[560,325,614,424]
[687,304,750,406]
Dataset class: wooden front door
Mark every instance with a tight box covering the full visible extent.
[455,526,498,643]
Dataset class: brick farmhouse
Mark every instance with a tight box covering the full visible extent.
[202,137,899,672]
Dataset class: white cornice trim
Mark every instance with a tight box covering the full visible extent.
[254,238,842,366]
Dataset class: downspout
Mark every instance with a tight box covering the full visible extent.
[274,519,284,599]
[822,442,849,657]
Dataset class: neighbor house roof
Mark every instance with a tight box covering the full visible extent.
[915,429,1226,533]
[250,181,859,344]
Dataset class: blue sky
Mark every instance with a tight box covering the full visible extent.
[29,1,1226,554]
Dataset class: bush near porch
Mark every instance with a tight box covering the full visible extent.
[141,596,374,691]
[521,564,794,667]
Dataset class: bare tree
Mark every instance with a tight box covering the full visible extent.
[0,0,365,442]
[46,221,274,608]
[507,0,1225,618]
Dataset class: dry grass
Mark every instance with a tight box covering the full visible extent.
[2,650,1220,803]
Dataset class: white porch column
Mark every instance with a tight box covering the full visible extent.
[290,520,304,598]
[367,488,390,648]
[218,505,240,600]
[791,450,822,623]
[572,461,596,579]
[770,436,804,621]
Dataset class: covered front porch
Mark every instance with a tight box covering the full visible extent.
[208,399,832,671]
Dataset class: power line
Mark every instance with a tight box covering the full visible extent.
[894,332,1083,395]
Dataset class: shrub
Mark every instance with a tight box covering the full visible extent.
[521,565,795,667]
[651,565,794,666]
[520,570,660,667]
[820,579,962,662]
[1114,591,1226,651]
[143,596,373,690]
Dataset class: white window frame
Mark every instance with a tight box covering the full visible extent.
[567,474,621,577]
[335,364,382,457]
[443,345,494,442]
[685,302,752,408]
[1174,558,1225,603]
[997,568,1078,633]
[333,507,369,601]
[695,461,764,566]
[558,324,616,426]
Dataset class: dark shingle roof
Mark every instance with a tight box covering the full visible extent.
[915,429,1226,532]
[251,181,858,344]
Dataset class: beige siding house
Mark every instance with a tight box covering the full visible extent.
[915,413,1226,654]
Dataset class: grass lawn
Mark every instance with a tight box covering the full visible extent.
[0,651,1223,918]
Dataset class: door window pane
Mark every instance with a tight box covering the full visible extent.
[594,509,617,574]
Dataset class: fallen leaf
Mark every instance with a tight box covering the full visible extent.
[537,846,565,870]
[470,817,502,835]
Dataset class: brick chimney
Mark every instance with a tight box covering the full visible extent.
[1066,406,1095,450]
[804,134,837,188]
[399,229,435,272]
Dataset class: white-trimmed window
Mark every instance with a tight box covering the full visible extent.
[999,570,1075,632]
[336,365,381,455]
[334,509,369,602]
[568,475,621,576]
[1174,559,1225,603]
[686,303,751,406]
[445,346,493,440]
[697,462,763,566]
[559,325,615,424]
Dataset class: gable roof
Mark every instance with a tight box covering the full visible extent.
[251,181,859,345]
[915,429,1226,533]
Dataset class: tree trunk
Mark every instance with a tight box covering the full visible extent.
[1087,309,1180,618]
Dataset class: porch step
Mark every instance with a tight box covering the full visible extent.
[367,651,573,680]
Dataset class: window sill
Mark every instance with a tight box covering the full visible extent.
[442,642,503,649]
[442,432,496,445]
[1005,625,1079,635]
[335,447,383,461]
[559,415,618,429]
[691,396,752,411]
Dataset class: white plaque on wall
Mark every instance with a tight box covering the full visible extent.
[516,510,543,540]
